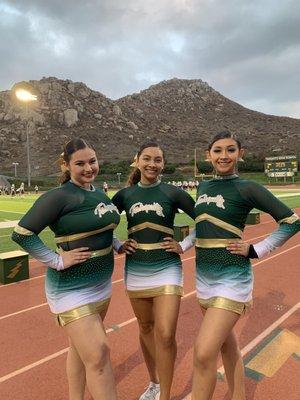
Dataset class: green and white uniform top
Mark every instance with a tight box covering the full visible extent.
[12,181,120,313]
[112,181,195,296]
[191,175,300,310]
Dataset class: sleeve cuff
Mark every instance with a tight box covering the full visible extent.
[113,236,123,253]
[253,241,272,258]
[178,230,196,252]
[48,254,64,270]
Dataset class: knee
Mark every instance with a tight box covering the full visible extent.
[84,341,111,373]
[221,337,239,356]
[138,319,154,336]
[220,340,230,355]
[155,327,176,349]
[193,346,216,371]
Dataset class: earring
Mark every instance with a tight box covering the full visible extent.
[238,157,245,162]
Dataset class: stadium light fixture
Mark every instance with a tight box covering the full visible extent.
[12,84,38,187]
[12,162,19,177]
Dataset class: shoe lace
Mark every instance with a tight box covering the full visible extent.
[146,385,159,398]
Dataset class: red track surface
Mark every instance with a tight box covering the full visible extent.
[1,210,299,400]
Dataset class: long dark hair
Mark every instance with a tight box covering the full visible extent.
[126,141,165,186]
[208,130,242,151]
[59,138,95,184]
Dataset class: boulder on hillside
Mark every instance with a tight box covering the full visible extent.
[64,109,78,127]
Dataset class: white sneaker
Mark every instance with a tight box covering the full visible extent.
[138,382,160,400]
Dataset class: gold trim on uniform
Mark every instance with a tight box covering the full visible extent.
[128,222,174,235]
[278,213,299,225]
[198,296,252,315]
[55,223,118,244]
[195,238,240,248]
[136,243,164,250]
[56,245,112,258]
[90,246,112,257]
[14,225,34,236]
[55,299,111,327]
[127,285,183,298]
[195,213,242,237]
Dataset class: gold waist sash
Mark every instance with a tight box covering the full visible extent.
[135,243,164,250]
[56,245,112,258]
[196,238,240,248]
[55,224,118,244]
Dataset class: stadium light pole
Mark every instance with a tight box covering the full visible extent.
[15,89,37,187]
[12,162,19,177]
[116,172,122,187]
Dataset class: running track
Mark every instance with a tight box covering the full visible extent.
[0,211,299,400]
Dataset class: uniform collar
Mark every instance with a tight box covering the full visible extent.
[138,180,161,188]
[213,174,239,180]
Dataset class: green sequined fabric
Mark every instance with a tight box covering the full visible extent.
[127,248,180,263]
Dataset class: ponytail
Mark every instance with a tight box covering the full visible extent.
[60,170,71,184]
[126,168,141,186]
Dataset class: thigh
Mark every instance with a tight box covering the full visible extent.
[130,297,154,324]
[64,314,108,362]
[195,308,241,356]
[153,295,181,333]
[100,303,110,321]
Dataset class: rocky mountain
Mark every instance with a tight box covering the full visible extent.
[0,77,299,176]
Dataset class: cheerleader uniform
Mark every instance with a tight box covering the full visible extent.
[112,181,195,298]
[192,175,300,314]
[12,181,120,325]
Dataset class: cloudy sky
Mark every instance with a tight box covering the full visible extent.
[1,0,300,118]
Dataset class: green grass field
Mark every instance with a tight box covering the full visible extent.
[0,187,299,254]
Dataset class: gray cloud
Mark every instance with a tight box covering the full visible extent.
[1,0,300,117]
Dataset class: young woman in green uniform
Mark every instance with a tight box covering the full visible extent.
[112,142,195,400]
[183,131,300,399]
[12,138,120,400]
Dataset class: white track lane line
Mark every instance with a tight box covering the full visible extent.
[0,230,296,320]
[0,303,48,321]
[0,277,125,321]
[1,244,299,383]
[183,302,300,400]
[0,220,276,289]
[0,254,126,288]
[0,288,196,383]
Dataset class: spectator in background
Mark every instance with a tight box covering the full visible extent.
[103,181,108,194]
[10,183,16,197]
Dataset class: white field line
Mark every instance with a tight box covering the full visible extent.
[0,210,25,214]
[0,212,128,229]
[183,302,300,400]
[0,244,299,383]
[1,195,299,229]
[276,192,300,198]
